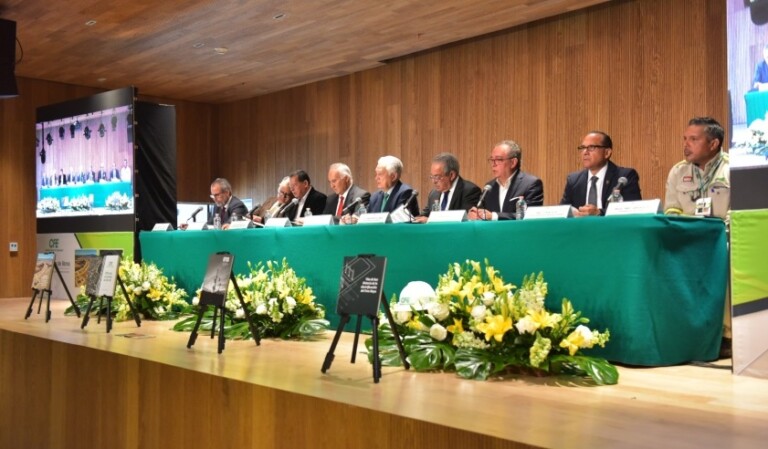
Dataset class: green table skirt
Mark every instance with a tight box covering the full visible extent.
[140,215,728,366]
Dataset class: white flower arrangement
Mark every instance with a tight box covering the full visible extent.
[69,195,92,211]
[105,192,132,210]
[67,259,190,321]
[38,197,61,213]
[176,258,328,340]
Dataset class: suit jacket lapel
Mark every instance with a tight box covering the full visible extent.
[502,171,522,212]
[449,178,464,210]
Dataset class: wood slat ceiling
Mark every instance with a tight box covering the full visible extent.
[2,0,609,103]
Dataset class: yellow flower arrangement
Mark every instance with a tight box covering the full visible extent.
[369,259,617,385]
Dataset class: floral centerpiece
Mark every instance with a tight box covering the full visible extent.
[105,192,132,210]
[173,258,328,340]
[66,259,191,321]
[38,197,60,213]
[368,259,617,385]
[69,195,92,211]
[734,117,768,158]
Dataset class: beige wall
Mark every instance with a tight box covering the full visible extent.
[1,0,727,298]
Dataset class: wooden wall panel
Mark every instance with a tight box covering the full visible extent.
[214,0,728,217]
[0,79,213,298]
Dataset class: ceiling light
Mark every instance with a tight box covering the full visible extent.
[213,47,228,55]
[85,20,97,26]
[192,42,205,49]
[273,13,286,20]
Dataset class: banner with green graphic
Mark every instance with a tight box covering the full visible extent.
[36,232,134,300]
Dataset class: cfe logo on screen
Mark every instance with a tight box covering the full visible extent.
[48,238,59,249]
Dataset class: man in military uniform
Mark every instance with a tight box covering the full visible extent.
[664,116,731,358]
[664,116,729,221]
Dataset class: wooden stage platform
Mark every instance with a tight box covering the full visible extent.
[1,297,767,449]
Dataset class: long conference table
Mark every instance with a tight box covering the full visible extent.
[140,215,728,366]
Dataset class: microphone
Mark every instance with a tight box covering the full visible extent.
[186,206,204,223]
[614,177,628,192]
[402,190,419,209]
[476,184,492,208]
[277,198,299,217]
[247,203,262,218]
[341,197,362,215]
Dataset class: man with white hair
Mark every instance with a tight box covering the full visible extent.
[367,155,420,216]
[323,162,370,217]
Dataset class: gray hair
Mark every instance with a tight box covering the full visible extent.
[432,152,460,175]
[211,178,232,193]
[496,140,522,165]
[330,162,353,183]
[276,176,291,194]
[376,155,403,177]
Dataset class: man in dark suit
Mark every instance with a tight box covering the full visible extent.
[415,152,481,223]
[288,169,327,221]
[560,131,641,216]
[367,155,420,217]
[323,163,370,220]
[207,177,248,229]
[469,140,544,221]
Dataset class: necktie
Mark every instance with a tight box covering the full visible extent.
[220,206,227,223]
[336,195,345,216]
[587,176,599,206]
[440,191,449,211]
[381,193,389,212]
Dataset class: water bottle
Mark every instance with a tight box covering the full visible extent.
[356,203,367,217]
[213,214,221,230]
[304,208,313,218]
[607,188,623,204]
[515,196,527,220]
[431,200,440,212]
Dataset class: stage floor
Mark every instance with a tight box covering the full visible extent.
[2,297,768,449]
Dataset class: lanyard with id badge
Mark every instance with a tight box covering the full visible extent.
[691,153,723,217]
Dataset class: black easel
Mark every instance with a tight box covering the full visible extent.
[321,254,409,383]
[80,275,141,333]
[187,253,259,353]
[25,257,80,322]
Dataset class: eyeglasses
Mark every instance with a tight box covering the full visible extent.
[209,192,226,200]
[577,145,609,152]
[487,157,513,165]
[429,174,447,181]
[278,191,291,198]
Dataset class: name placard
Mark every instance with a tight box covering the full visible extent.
[265,217,292,227]
[389,205,414,223]
[228,220,255,230]
[357,212,391,224]
[302,214,336,227]
[152,223,173,231]
[186,222,209,231]
[605,199,662,216]
[524,205,573,220]
[427,210,467,223]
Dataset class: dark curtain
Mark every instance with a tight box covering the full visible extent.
[134,102,177,262]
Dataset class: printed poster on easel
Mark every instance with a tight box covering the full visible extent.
[337,255,387,316]
[199,253,235,306]
[96,249,123,298]
[31,253,56,291]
